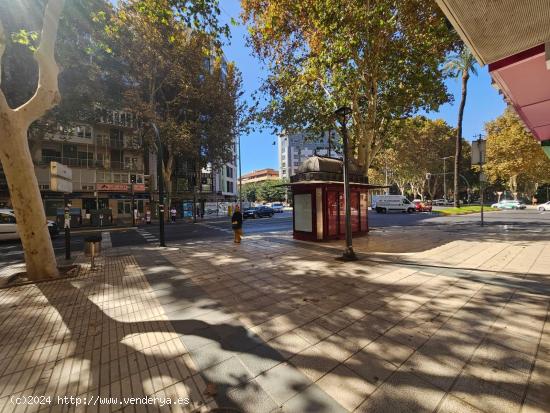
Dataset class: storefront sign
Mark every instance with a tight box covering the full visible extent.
[96,183,130,192]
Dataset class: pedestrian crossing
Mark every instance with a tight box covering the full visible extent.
[136,227,160,243]
[195,222,233,234]
[0,243,24,258]
[101,231,112,248]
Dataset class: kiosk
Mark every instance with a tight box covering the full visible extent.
[289,157,386,241]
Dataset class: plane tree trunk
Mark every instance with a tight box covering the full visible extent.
[0,0,65,280]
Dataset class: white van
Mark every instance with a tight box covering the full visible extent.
[372,195,415,213]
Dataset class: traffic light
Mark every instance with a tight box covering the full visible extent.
[130,174,137,184]
[144,174,151,192]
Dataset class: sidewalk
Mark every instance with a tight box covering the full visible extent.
[0,224,549,412]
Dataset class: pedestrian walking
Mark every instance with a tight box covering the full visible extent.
[231,205,243,244]
[170,206,177,223]
[145,207,152,224]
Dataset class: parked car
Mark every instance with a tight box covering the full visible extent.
[490,200,526,210]
[537,201,550,211]
[0,209,59,241]
[372,195,415,213]
[433,199,454,206]
[271,202,284,213]
[243,206,275,219]
[412,200,432,212]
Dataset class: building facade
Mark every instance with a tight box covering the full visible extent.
[0,107,238,223]
[0,109,151,224]
[241,168,279,185]
[278,131,341,180]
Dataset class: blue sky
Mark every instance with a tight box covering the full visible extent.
[219,0,507,175]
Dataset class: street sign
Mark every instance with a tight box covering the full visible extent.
[471,139,486,165]
[50,162,73,193]
[480,172,487,182]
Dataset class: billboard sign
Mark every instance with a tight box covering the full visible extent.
[50,162,73,193]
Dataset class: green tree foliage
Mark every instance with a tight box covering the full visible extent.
[241,0,457,175]
[241,182,258,202]
[0,0,120,127]
[372,117,459,199]
[485,108,550,199]
[255,179,287,202]
[105,0,245,201]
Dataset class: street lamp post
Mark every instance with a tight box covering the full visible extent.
[440,156,454,201]
[335,106,357,261]
[238,134,243,211]
[151,122,166,246]
[473,134,486,227]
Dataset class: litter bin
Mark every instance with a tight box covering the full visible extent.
[84,235,102,264]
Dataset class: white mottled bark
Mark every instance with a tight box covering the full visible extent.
[0,0,65,280]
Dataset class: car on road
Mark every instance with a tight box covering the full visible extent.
[0,209,59,241]
[537,201,550,211]
[243,206,275,219]
[412,200,432,212]
[433,199,454,206]
[491,200,527,210]
[270,202,284,213]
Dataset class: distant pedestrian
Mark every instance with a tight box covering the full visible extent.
[145,208,152,224]
[133,208,139,225]
[231,205,243,244]
[170,206,177,223]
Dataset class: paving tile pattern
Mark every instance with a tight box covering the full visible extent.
[138,232,550,413]
[1,226,549,413]
[0,256,214,413]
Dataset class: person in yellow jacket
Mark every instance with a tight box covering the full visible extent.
[231,205,243,243]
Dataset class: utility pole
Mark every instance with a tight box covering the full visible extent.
[335,106,357,261]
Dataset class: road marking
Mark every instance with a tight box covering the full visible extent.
[136,228,160,243]
[195,222,233,234]
[101,232,112,249]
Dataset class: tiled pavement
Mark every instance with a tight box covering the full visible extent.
[0,256,215,412]
[0,226,549,412]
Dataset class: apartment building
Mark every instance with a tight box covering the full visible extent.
[0,106,237,223]
[241,168,279,185]
[0,108,152,222]
[278,131,341,180]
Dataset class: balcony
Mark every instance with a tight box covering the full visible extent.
[96,137,143,150]
[94,108,139,129]
[39,157,144,172]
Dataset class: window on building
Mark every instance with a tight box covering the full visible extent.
[227,181,234,193]
[62,144,77,159]
[76,125,92,139]
[226,166,233,178]
[113,173,128,183]
[42,148,61,161]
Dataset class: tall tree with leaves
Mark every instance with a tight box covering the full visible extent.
[241,0,457,176]
[444,46,477,207]
[106,0,242,208]
[485,108,550,199]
